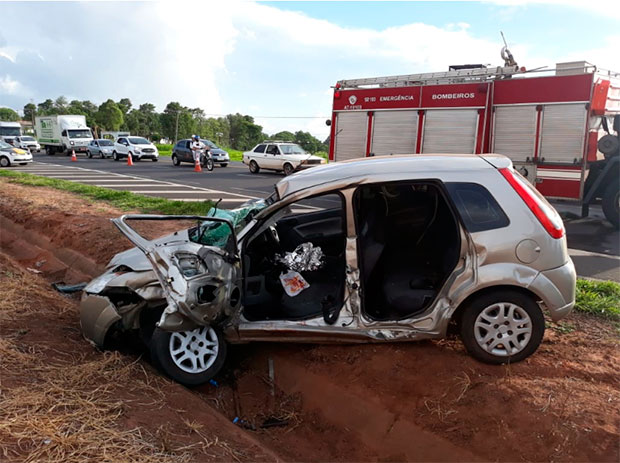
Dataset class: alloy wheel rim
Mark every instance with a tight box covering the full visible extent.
[169,326,219,374]
[474,302,532,357]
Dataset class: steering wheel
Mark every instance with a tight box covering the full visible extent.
[267,225,280,245]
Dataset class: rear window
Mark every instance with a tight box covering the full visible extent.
[446,182,509,232]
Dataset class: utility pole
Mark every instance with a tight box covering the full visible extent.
[174,110,180,143]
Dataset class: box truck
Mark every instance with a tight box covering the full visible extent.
[0,121,22,145]
[35,115,93,155]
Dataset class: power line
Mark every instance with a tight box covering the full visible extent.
[202,114,329,119]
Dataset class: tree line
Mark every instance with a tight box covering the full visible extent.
[1,98,327,153]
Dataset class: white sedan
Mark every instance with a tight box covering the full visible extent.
[243,142,326,175]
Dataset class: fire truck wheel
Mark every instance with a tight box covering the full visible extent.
[249,160,260,174]
[602,182,619,229]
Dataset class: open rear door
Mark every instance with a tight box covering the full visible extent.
[112,215,241,330]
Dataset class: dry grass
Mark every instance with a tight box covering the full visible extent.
[0,252,244,463]
[0,340,192,463]
[0,263,74,323]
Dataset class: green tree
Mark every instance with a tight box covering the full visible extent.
[37,99,54,115]
[95,99,124,131]
[0,107,20,121]
[226,113,263,150]
[294,130,324,153]
[272,131,295,142]
[160,102,195,141]
[23,103,36,122]
[54,96,68,113]
[117,98,132,115]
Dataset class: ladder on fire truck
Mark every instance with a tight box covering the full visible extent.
[337,64,523,89]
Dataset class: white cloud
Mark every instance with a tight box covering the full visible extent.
[0,0,618,140]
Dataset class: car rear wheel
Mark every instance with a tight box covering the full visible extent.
[249,160,260,174]
[602,181,619,229]
[460,290,544,364]
[283,162,294,176]
[220,163,228,168]
[150,326,227,386]
[113,151,119,161]
[0,156,10,167]
[172,154,180,166]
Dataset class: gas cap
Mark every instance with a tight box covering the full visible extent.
[516,239,541,264]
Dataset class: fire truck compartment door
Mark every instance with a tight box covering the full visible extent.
[539,103,588,164]
[422,109,478,154]
[493,105,537,161]
[335,112,368,161]
[371,110,418,156]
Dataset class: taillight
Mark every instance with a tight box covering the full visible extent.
[499,167,565,239]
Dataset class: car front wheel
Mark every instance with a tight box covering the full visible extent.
[249,160,260,173]
[220,163,228,168]
[87,150,92,158]
[150,326,227,386]
[113,151,119,161]
[172,154,180,166]
[283,162,294,176]
[0,156,10,167]
[460,290,544,364]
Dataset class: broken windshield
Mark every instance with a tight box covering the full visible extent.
[189,199,269,248]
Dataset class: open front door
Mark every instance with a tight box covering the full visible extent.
[112,215,242,331]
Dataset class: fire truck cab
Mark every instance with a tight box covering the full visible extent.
[328,61,620,228]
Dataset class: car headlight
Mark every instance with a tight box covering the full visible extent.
[134,148,141,153]
[70,141,75,145]
[320,159,327,164]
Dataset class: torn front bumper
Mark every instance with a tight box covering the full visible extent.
[80,294,121,347]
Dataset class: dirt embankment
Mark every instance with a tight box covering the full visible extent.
[1,179,619,462]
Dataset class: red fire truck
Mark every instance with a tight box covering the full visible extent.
[328,61,620,228]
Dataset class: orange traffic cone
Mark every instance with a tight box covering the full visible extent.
[194,159,202,172]
[71,149,77,162]
[127,153,134,166]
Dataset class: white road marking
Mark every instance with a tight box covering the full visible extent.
[12,161,258,203]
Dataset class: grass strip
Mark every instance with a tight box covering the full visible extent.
[575,278,620,321]
[0,170,213,215]
[155,144,244,161]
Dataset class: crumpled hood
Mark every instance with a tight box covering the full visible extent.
[108,229,191,271]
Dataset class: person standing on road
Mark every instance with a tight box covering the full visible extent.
[190,135,206,164]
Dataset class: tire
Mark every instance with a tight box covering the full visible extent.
[150,326,227,387]
[100,151,105,159]
[460,290,544,364]
[46,146,54,156]
[602,181,619,229]
[63,145,69,156]
[113,151,119,161]
[152,158,158,162]
[249,160,260,174]
[172,154,180,166]
[220,163,228,168]
[87,150,92,158]
[205,158,214,171]
[0,156,10,167]
[283,162,294,176]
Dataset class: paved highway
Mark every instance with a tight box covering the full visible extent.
[6,151,619,282]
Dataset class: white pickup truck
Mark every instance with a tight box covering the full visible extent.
[113,136,159,162]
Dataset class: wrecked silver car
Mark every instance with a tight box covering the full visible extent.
[81,154,577,386]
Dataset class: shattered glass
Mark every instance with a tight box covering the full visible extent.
[277,242,324,272]
[190,199,268,248]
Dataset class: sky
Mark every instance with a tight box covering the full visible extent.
[1,0,619,140]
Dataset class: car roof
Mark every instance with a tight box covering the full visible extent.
[275,153,512,199]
